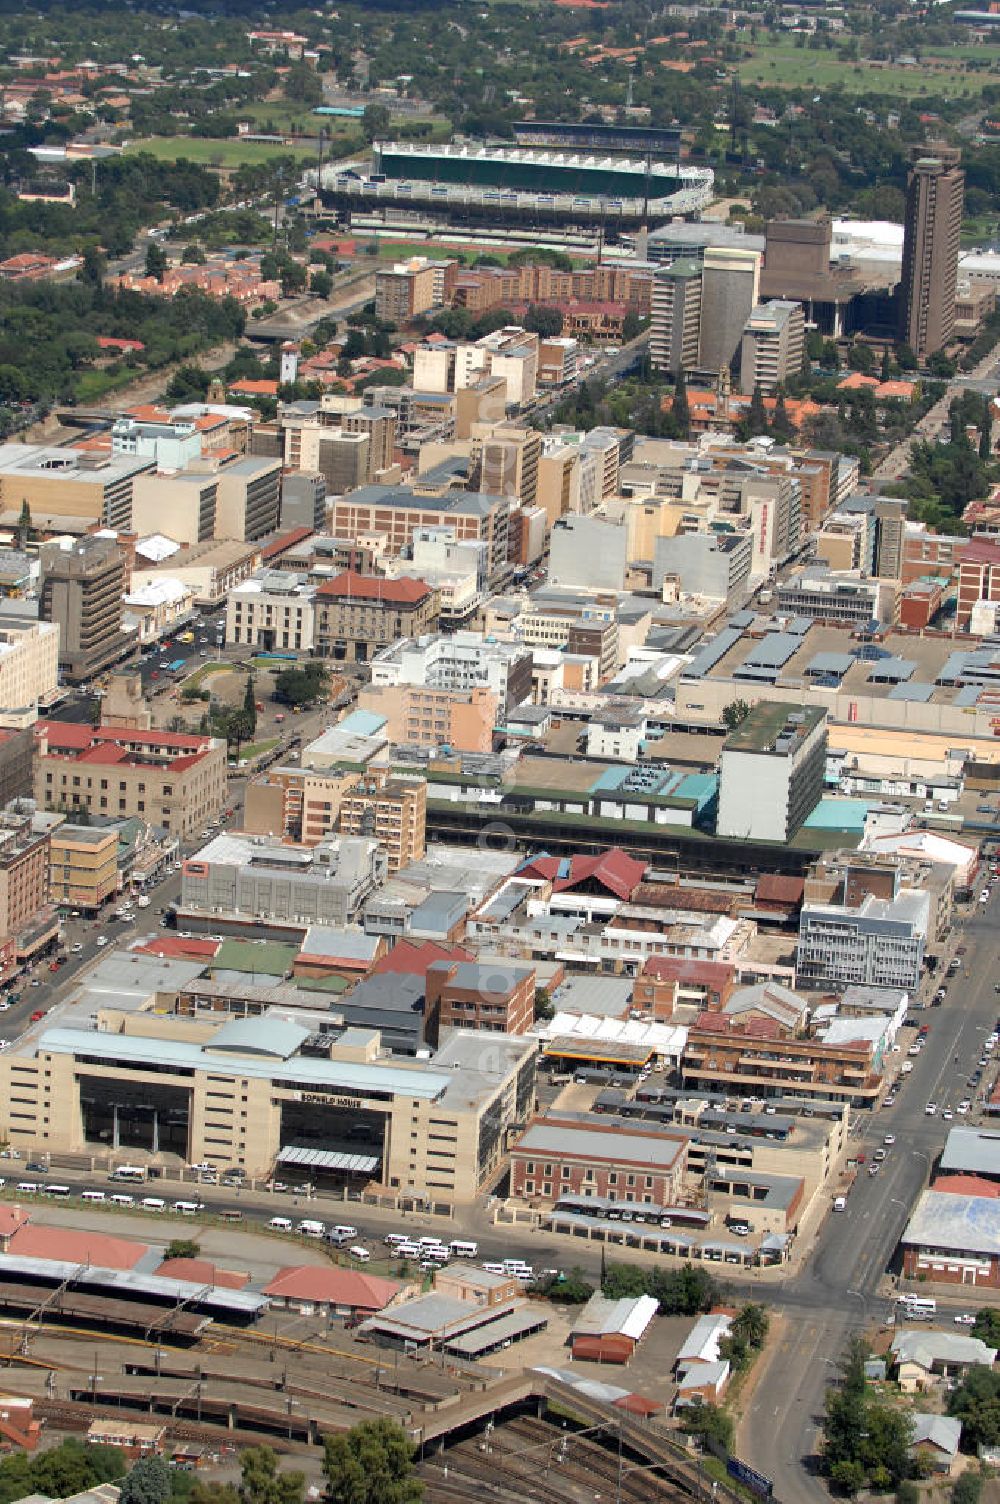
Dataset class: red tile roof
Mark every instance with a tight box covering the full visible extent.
[374,939,473,976]
[263,1265,400,1310]
[755,874,805,906]
[932,1174,1000,1198]
[261,526,313,562]
[0,1206,30,1239]
[692,1011,781,1039]
[97,336,145,352]
[641,955,735,985]
[8,1225,148,1269]
[315,571,432,605]
[519,848,645,901]
[36,723,211,754]
[155,1257,250,1288]
[134,936,220,962]
[961,538,1000,566]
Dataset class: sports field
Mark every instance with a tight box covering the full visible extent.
[738,36,999,96]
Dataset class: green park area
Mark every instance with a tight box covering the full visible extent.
[738,36,999,96]
[123,136,317,169]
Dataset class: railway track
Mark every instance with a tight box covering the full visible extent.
[420,1414,696,1504]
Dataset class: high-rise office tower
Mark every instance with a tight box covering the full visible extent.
[899,145,964,359]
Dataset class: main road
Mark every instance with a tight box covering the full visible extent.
[740,892,1000,1501]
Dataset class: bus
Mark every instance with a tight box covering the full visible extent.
[167,659,186,675]
[897,1295,936,1318]
[109,1165,148,1183]
[43,1183,71,1198]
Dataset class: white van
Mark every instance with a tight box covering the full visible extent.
[898,1294,936,1316]
[141,1197,165,1212]
[172,1200,202,1216]
[298,1220,325,1239]
[110,1193,134,1207]
[82,1190,106,1203]
[269,1216,293,1232]
[349,1245,370,1262]
[333,1224,357,1240]
[418,1236,443,1250]
[384,1233,409,1248]
[833,1196,847,1212]
[395,1240,421,1258]
[15,1182,39,1194]
[110,1165,147,1183]
[449,1240,478,1259]
[482,1262,505,1275]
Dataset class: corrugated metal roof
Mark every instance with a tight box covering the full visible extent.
[0,1253,267,1314]
[743,633,800,669]
[277,1146,380,1173]
[888,681,933,702]
[572,1293,659,1341]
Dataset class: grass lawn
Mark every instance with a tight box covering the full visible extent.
[738,38,995,95]
[183,660,230,690]
[238,737,279,763]
[73,366,139,403]
[124,136,317,168]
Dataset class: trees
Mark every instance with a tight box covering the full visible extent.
[118,1456,172,1504]
[0,1439,126,1504]
[746,382,768,437]
[672,368,691,441]
[144,243,168,283]
[530,1267,593,1303]
[822,1338,914,1495]
[949,1365,1000,1450]
[601,1260,717,1315]
[310,270,333,299]
[680,1402,733,1453]
[165,1238,201,1260]
[322,1418,422,1504]
[361,103,391,144]
[523,304,564,338]
[722,699,751,732]
[243,674,257,739]
[273,662,328,708]
[239,1448,304,1504]
[972,1308,1000,1348]
[720,1304,769,1373]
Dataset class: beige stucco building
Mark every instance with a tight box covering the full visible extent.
[0,618,60,713]
[0,1010,537,1204]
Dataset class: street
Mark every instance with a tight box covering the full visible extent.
[739,890,1000,1501]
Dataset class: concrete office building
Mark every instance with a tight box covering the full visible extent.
[0,444,154,532]
[0,729,35,805]
[38,535,128,684]
[739,300,805,395]
[797,890,928,992]
[650,258,703,375]
[699,247,762,375]
[775,569,883,626]
[357,681,498,754]
[342,407,396,476]
[653,530,753,605]
[477,426,540,508]
[549,514,628,591]
[212,456,282,542]
[0,618,60,713]
[716,702,827,844]
[49,823,118,912]
[758,219,861,337]
[0,1010,537,1202]
[280,471,326,533]
[34,722,226,838]
[899,145,964,358]
[180,830,386,931]
[370,630,533,713]
[329,484,511,585]
[646,222,765,268]
[225,572,316,651]
[131,472,217,546]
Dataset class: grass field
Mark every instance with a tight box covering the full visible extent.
[738,37,999,95]
[124,136,318,168]
[238,737,279,763]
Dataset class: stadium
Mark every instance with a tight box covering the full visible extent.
[319,141,714,229]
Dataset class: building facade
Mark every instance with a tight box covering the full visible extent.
[38,536,128,684]
[314,573,439,664]
[899,145,964,358]
[716,703,827,844]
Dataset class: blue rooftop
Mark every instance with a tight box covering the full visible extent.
[803,798,870,832]
[338,709,387,737]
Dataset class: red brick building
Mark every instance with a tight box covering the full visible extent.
[510,1115,688,1206]
[424,958,536,1045]
[957,537,1000,628]
[632,955,736,1019]
[901,530,963,587]
[898,578,943,629]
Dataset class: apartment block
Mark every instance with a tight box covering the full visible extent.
[225,572,316,650]
[653,529,753,605]
[475,425,541,508]
[0,618,59,713]
[49,823,118,911]
[538,337,578,387]
[38,535,128,685]
[314,571,439,664]
[0,801,58,972]
[957,537,1000,628]
[424,959,536,1046]
[358,681,498,753]
[338,768,427,873]
[899,144,964,358]
[375,257,457,322]
[342,406,396,476]
[34,722,226,838]
[280,470,326,533]
[738,300,805,395]
[775,569,882,626]
[682,1012,883,1107]
[650,258,703,374]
